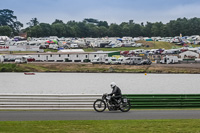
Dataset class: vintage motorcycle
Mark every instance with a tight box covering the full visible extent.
[93,93,131,112]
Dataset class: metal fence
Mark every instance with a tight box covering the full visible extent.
[1,94,200,110]
[0,94,101,110]
[124,94,200,109]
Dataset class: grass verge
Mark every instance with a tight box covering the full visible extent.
[0,119,200,133]
[1,63,200,73]
[0,64,26,72]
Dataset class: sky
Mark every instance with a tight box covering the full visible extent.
[1,0,200,27]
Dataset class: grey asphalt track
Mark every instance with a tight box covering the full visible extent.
[1,110,200,121]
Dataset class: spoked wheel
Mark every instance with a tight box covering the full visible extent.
[120,101,131,112]
[93,99,106,112]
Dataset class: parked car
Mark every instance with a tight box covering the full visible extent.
[105,57,118,64]
[27,57,35,62]
[23,56,35,62]
[120,51,129,56]
[15,56,27,63]
[4,58,15,62]
[138,59,152,65]
[149,49,158,54]
[156,49,164,54]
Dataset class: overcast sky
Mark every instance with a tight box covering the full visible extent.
[1,0,200,27]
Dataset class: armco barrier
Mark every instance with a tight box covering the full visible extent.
[1,94,200,110]
[124,94,200,109]
[0,94,101,110]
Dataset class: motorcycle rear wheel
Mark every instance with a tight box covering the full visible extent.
[120,101,131,112]
[93,99,106,112]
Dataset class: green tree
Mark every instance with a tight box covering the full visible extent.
[65,25,74,37]
[98,26,108,37]
[27,25,42,37]
[98,21,108,28]
[77,22,90,37]
[0,26,12,36]
[0,9,23,35]
[151,22,164,36]
[109,23,122,37]
[143,22,153,37]
[13,21,23,34]
[129,23,142,37]
[188,17,200,35]
[120,22,130,36]
[39,23,51,37]
[0,9,16,26]
[71,25,80,37]
[160,25,168,37]
[88,24,99,37]
[51,23,66,37]
[26,18,39,27]
[52,19,64,25]
[66,20,79,37]
[24,17,200,38]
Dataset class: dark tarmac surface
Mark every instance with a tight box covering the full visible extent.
[1,110,200,121]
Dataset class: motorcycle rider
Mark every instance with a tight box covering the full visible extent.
[109,82,122,106]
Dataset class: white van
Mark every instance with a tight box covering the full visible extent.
[129,57,143,65]
[124,57,143,65]
[105,57,118,64]
[70,43,78,48]
[91,57,104,64]
[160,56,179,64]
[117,57,129,64]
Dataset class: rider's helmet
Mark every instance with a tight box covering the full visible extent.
[110,82,116,88]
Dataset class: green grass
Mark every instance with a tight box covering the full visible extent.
[1,63,200,74]
[44,49,58,52]
[20,64,51,72]
[9,51,37,54]
[190,44,200,48]
[83,41,182,52]
[0,119,200,133]
[0,64,25,72]
[152,41,180,49]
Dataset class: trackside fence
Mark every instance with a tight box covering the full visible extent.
[0,94,101,110]
[1,94,200,110]
[124,94,200,109]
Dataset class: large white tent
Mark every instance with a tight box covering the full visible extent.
[0,36,9,41]
[179,51,199,59]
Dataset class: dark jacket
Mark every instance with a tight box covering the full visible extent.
[110,86,122,96]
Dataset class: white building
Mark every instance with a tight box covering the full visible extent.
[4,51,116,63]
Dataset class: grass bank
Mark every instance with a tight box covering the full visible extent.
[0,119,200,133]
[84,41,200,52]
[0,64,25,72]
[83,41,183,52]
[1,63,200,73]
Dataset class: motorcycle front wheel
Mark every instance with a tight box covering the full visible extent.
[93,99,106,112]
[120,101,131,112]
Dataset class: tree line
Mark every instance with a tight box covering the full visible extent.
[0,9,23,36]
[1,9,200,38]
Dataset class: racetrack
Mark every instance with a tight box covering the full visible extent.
[1,110,200,121]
